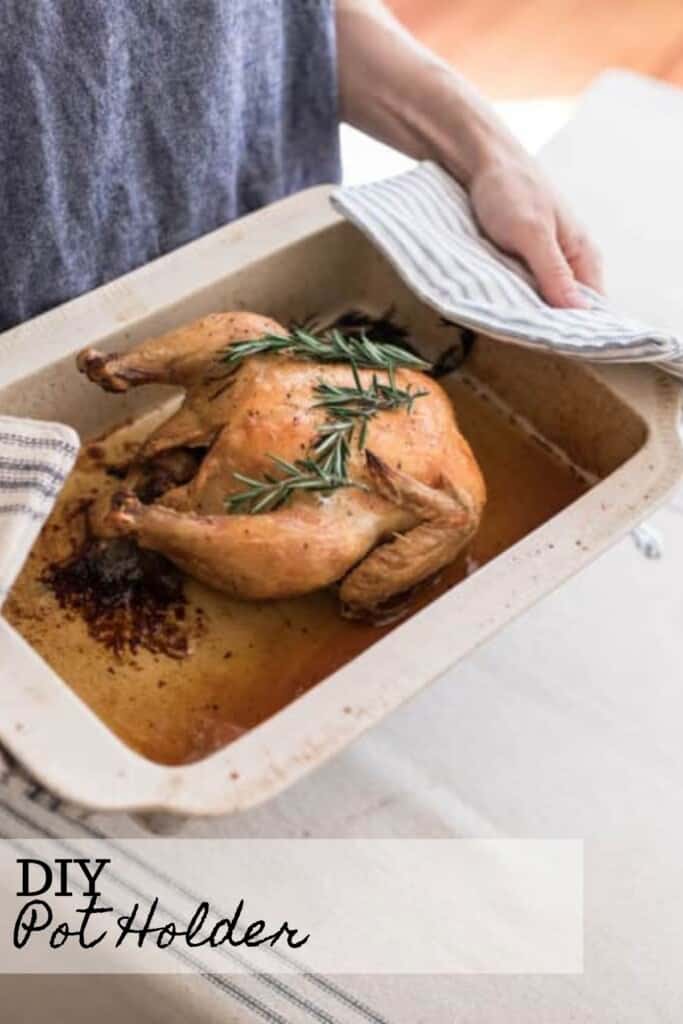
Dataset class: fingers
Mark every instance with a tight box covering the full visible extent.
[468,158,603,308]
[516,220,587,309]
[557,213,604,293]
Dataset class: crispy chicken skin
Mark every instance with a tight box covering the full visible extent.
[78,312,486,613]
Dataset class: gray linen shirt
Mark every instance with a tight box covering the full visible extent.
[0,0,341,330]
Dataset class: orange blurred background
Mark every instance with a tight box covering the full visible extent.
[386,0,683,99]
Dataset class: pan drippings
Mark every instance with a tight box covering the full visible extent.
[4,380,587,766]
[43,538,194,659]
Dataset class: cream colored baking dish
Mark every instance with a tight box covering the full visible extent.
[0,186,681,816]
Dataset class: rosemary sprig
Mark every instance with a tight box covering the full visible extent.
[227,456,353,514]
[311,417,354,479]
[313,370,427,431]
[227,371,427,514]
[224,330,431,514]
[219,327,432,373]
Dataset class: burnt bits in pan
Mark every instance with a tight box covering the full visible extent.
[431,321,477,379]
[297,309,475,376]
[42,537,195,660]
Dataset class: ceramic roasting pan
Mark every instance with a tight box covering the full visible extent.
[1,186,681,816]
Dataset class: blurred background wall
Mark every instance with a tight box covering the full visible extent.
[386,0,683,98]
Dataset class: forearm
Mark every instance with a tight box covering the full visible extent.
[336,0,602,307]
[335,0,523,185]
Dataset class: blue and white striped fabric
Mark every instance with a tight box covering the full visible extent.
[332,161,683,379]
[0,775,393,1024]
[0,416,79,599]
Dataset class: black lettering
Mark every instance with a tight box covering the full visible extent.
[16,859,52,898]
[12,899,52,948]
[75,858,110,897]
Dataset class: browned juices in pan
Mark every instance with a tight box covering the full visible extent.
[5,375,587,765]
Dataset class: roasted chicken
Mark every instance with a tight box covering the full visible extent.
[77,312,485,614]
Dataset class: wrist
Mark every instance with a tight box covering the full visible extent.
[410,63,526,186]
[336,2,527,186]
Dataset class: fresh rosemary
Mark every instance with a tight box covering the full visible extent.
[224,328,431,514]
[312,367,428,452]
[219,327,432,373]
[227,456,353,515]
[310,417,354,480]
[226,371,427,514]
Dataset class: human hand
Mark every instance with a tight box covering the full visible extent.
[335,0,603,308]
[469,150,603,308]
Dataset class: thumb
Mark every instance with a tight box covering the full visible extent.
[519,226,587,309]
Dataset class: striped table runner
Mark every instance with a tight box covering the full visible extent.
[0,770,392,1024]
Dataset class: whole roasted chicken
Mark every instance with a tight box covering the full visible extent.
[78,312,485,614]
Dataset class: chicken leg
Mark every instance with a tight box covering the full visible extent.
[339,452,479,612]
[79,312,286,466]
[104,484,404,601]
[77,312,285,392]
[103,451,481,612]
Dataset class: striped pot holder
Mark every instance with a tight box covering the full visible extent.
[331,161,683,379]
[0,416,79,600]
